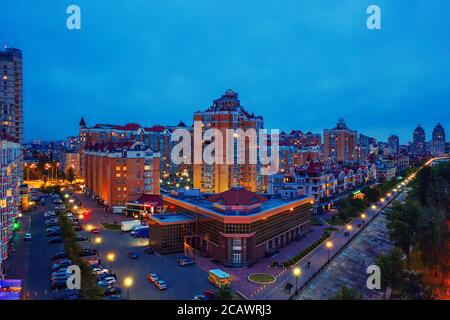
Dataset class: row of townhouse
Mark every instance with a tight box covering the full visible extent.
[268,162,377,213]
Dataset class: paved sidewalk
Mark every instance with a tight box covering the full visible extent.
[194,226,327,299]
[259,192,399,300]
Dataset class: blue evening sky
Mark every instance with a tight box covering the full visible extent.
[1,0,449,143]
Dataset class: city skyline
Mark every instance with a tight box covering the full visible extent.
[1,1,450,142]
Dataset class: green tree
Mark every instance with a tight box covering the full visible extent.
[417,207,447,281]
[66,166,76,184]
[386,200,420,269]
[376,248,405,299]
[329,286,363,300]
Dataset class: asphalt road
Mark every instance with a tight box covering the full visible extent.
[25,196,65,300]
[74,191,217,300]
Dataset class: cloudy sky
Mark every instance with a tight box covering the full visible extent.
[1,0,449,143]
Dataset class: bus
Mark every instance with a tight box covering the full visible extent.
[208,269,231,289]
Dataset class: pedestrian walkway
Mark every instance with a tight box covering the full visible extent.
[258,191,401,300]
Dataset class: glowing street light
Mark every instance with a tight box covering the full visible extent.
[107,252,116,272]
[346,224,353,232]
[293,267,302,293]
[325,241,333,261]
[94,236,102,256]
[86,224,93,241]
[123,277,133,300]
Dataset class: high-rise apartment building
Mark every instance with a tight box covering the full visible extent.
[0,48,23,144]
[323,119,357,163]
[430,123,446,156]
[0,48,23,278]
[412,124,426,155]
[0,137,21,278]
[388,134,400,155]
[193,90,264,193]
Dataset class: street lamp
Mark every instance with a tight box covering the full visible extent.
[123,277,133,300]
[107,252,116,272]
[86,224,93,241]
[94,236,102,256]
[361,213,367,225]
[325,241,333,261]
[293,267,301,294]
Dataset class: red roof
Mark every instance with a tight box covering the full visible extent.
[207,187,268,206]
[117,123,141,131]
[136,194,163,206]
[144,125,166,133]
[84,141,135,152]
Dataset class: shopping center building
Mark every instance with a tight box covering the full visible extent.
[148,187,313,267]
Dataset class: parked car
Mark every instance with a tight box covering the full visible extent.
[91,228,100,234]
[75,235,88,242]
[154,280,167,290]
[193,294,209,300]
[146,274,158,283]
[24,233,32,241]
[44,211,56,218]
[79,248,98,257]
[45,219,59,226]
[178,256,196,266]
[74,226,84,232]
[128,252,140,259]
[51,260,72,271]
[92,267,109,276]
[103,285,122,296]
[53,199,63,205]
[49,237,64,244]
[46,230,62,237]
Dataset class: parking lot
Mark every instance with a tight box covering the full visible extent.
[64,190,217,299]
[24,194,65,299]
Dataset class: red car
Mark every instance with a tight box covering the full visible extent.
[91,228,100,234]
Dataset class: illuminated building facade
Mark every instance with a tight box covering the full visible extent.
[83,141,160,212]
[324,119,357,162]
[149,187,313,266]
[193,90,264,193]
[0,138,21,278]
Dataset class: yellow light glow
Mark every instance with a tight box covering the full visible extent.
[123,277,133,288]
[346,225,353,231]
[325,241,333,249]
[361,213,367,219]
[94,237,102,244]
[107,253,116,262]
[293,267,301,277]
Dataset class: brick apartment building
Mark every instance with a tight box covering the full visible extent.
[193,89,264,193]
[83,141,160,211]
[324,119,358,163]
[148,187,313,267]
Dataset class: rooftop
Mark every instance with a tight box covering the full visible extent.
[164,187,312,218]
[149,213,194,225]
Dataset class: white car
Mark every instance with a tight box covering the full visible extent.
[24,233,32,241]
[44,211,56,218]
